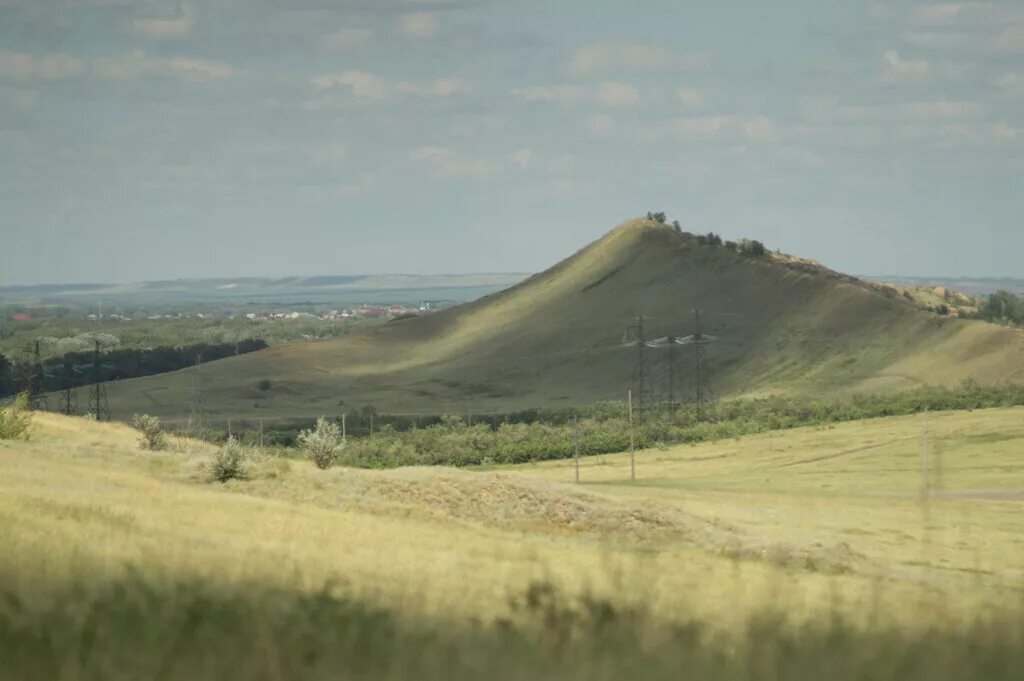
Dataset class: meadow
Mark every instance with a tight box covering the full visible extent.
[3,406,1024,678]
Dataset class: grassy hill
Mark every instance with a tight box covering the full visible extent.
[3,409,1024,679]
[99,218,1024,425]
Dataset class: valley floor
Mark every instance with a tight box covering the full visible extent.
[2,408,1024,678]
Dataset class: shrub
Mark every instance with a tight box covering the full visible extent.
[210,437,247,483]
[0,392,32,441]
[299,417,344,470]
[130,413,166,451]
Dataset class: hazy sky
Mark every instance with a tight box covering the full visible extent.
[1,1,1022,285]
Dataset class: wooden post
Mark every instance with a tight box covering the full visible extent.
[922,407,929,498]
[259,418,264,452]
[574,415,580,484]
[342,413,347,444]
[369,412,374,441]
[628,389,635,481]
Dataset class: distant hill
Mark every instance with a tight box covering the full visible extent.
[101,219,1024,425]
[869,276,1024,299]
[0,273,529,307]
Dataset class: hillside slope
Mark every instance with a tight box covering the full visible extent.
[101,219,1024,424]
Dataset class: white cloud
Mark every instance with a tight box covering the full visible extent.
[509,84,586,106]
[881,50,930,83]
[398,11,440,39]
[510,82,642,109]
[310,71,469,102]
[596,81,640,109]
[906,3,1024,28]
[0,50,86,81]
[675,87,706,109]
[410,146,500,179]
[585,114,614,138]
[638,115,783,144]
[994,71,1024,98]
[129,4,196,40]
[0,85,37,111]
[319,27,374,52]
[799,96,988,123]
[93,52,235,81]
[567,42,710,77]
[508,148,532,170]
[900,3,1024,55]
[310,70,389,99]
[398,77,470,97]
[306,143,349,164]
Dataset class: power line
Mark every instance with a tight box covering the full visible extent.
[87,339,110,421]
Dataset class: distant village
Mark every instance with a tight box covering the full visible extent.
[7,301,450,324]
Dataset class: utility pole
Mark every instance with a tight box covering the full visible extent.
[58,357,78,416]
[922,407,930,499]
[574,415,580,484]
[628,389,635,481]
[620,315,649,426]
[666,335,677,425]
[680,309,716,423]
[190,353,205,436]
[88,340,110,421]
[27,340,47,411]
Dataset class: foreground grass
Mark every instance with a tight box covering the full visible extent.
[4,573,1024,681]
[3,410,1024,678]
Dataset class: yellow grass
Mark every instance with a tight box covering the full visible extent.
[4,408,1024,636]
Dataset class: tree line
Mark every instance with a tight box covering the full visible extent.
[0,339,267,397]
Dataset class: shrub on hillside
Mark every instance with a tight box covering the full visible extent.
[298,417,344,470]
[131,413,166,451]
[0,392,32,441]
[210,437,247,482]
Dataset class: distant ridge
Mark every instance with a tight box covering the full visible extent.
[102,218,1024,423]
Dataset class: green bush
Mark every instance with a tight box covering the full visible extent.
[130,413,166,451]
[0,392,32,441]
[298,417,344,470]
[210,437,247,482]
[330,382,1024,469]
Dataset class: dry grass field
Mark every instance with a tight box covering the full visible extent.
[3,408,1024,678]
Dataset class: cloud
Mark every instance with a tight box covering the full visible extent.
[881,50,930,82]
[510,82,641,108]
[0,50,86,81]
[311,70,390,99]
[508,148,532,170]
[898,3,1024,55]
[994,71,1024,98]
[906,3,1024,28]
[675,87,706,109]
[596,81,640,109]
[0,85,38,112]
[398,11,440,39]
[309,71,469,102]
[799,96,988,123]
[409,146,500,179]
[398,77,470,97]
[638,115,783,145]
[567,42,710,77]
[129,4,196,40]
[319,27,374,51]
[93,52,236,81]
[585,114,614,138]
[508,84,586,106]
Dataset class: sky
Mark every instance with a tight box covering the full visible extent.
[0,0,1022,286]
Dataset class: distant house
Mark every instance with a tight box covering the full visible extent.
[11,313,31,321]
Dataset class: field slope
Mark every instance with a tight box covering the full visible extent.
[102,218,1024,424]
[4,409,1024,678]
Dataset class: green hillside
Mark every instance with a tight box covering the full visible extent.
[100,218,1024,425]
